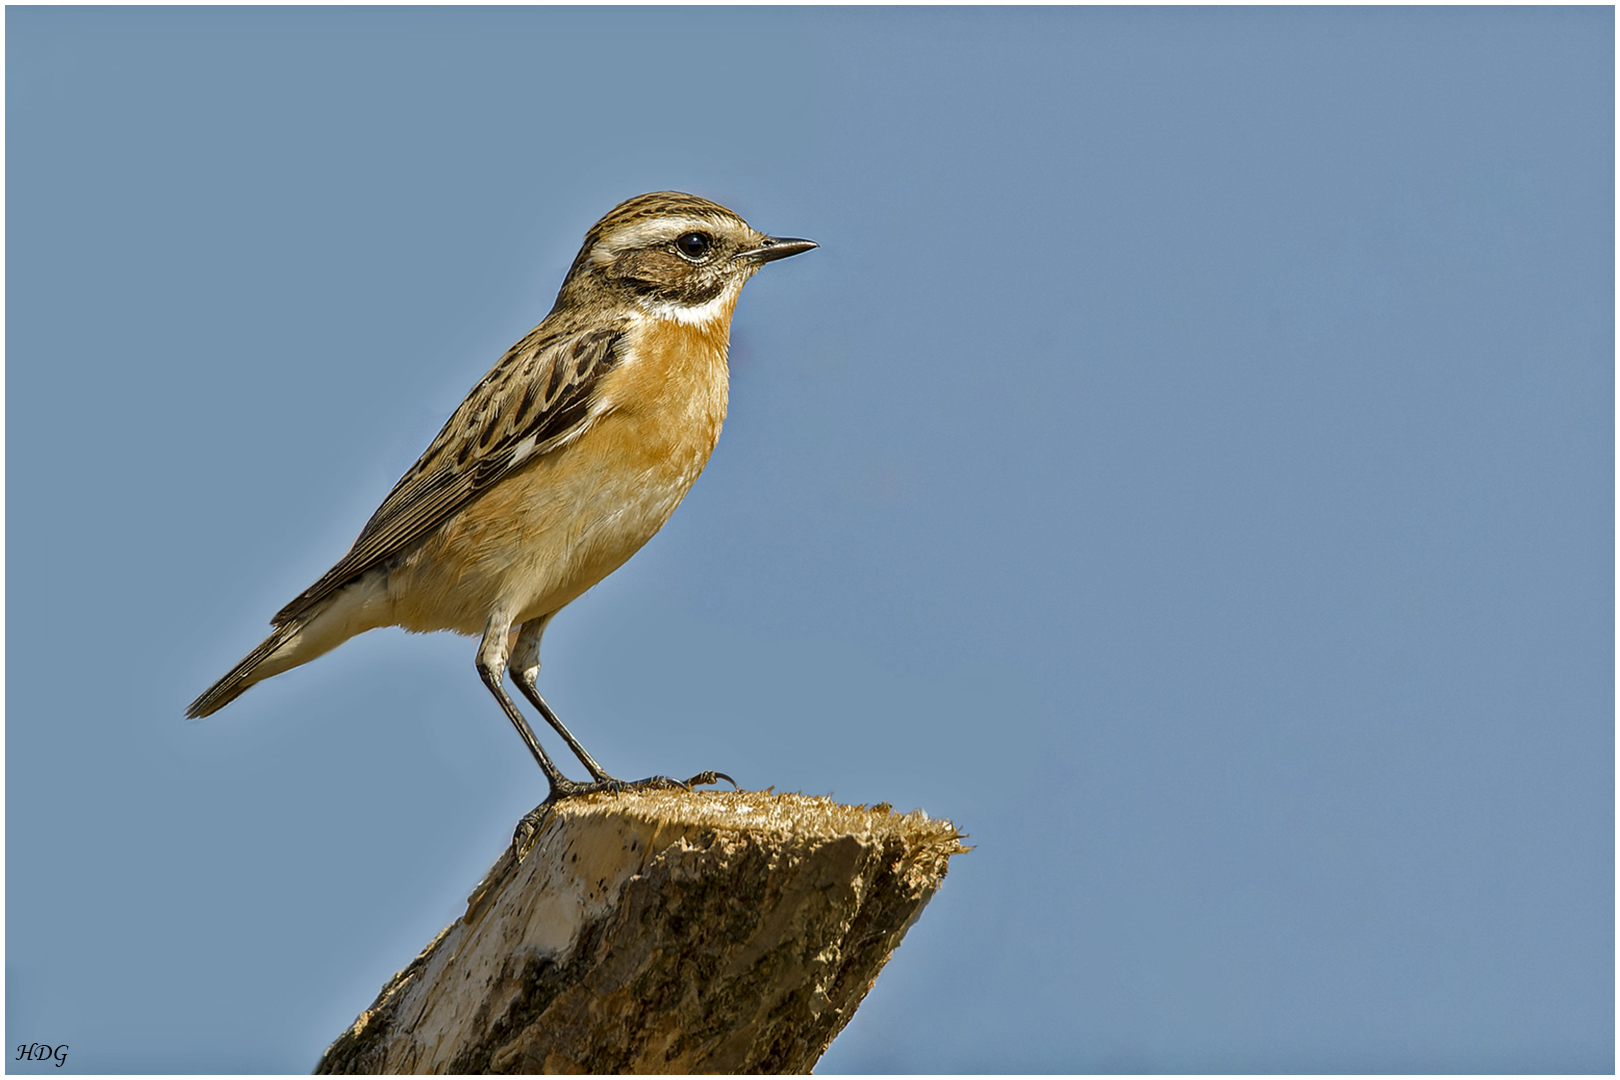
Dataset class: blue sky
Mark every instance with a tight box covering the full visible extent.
[6,7,1613,1073]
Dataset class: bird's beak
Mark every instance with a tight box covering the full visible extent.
[738,236,818,264]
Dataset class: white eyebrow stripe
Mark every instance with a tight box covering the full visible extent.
[588,216,733,265]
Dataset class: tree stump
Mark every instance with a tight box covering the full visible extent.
[315,789,966,1074]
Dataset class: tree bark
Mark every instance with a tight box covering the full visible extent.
[315,789,966,1074]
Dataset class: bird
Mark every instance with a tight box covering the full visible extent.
[187,191,816,802]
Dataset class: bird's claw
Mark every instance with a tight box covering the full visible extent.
[544,769,737,803]
[682,770,738,790]
[512,803,555,859]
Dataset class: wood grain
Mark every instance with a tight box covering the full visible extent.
[316,789,966,1074]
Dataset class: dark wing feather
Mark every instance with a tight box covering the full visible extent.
[272,323,624,625]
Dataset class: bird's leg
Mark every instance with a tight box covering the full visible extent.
[509,616,615,783]
[506,615,738,797]
[477,612,576,801]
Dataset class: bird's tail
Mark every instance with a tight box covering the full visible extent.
[185,620,304,719]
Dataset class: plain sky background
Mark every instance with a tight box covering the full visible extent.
[5,6,1613,1074]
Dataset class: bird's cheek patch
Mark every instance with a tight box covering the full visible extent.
[611,250,689,291]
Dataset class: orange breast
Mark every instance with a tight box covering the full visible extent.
[600,311,734,468]
[387,310,734,634]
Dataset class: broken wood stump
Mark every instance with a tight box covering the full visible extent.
[315,789,966,1074]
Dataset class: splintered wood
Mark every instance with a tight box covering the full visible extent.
[315,790,965,1074]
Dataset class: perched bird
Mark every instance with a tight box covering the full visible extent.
[188,192,816,801]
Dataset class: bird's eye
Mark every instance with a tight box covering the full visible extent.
[675,232,713,260]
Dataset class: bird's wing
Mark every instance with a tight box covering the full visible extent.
[272,322,625,626]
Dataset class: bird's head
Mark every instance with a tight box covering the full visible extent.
[553,192,816,324]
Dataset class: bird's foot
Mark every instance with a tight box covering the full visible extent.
[546,770,737,801]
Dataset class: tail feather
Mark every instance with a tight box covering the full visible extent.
[186,621,304,719]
